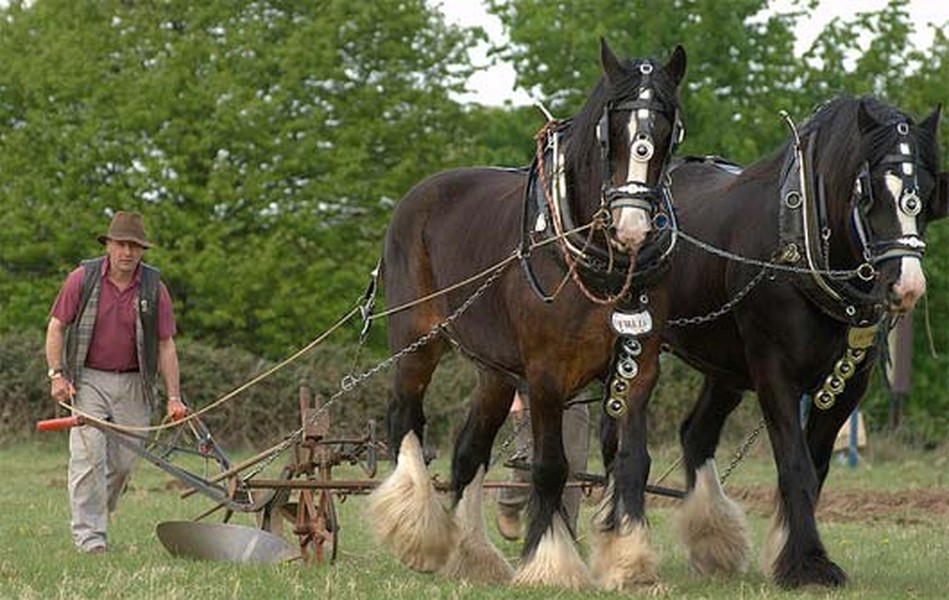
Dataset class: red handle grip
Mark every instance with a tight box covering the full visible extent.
[36,415,83,432]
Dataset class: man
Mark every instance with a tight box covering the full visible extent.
[495,388,591,540]
[45,211,185,554]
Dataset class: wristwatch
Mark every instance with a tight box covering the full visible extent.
[47,367,64,380]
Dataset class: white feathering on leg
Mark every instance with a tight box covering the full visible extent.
[589,476,661,591]
[439,465,513,583]
[675,459,751,575]
[513,512,593,589]
[760,493,789,579]
[366,431,457,572]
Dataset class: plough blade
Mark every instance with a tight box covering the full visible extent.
[156,521,297,564]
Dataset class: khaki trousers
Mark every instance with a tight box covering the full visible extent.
[68,369,150,551]
[497,401,590,532]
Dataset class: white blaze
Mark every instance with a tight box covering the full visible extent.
[612,90,653,250]
[885,172,926,311]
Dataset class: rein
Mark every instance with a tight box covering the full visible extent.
[533,118,638,305]
[520,117,678,306]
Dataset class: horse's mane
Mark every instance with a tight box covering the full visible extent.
[742,96,937,220]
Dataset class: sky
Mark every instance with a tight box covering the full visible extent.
[437,0,949,106]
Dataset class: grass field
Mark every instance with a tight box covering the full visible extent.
[1,438,947,599]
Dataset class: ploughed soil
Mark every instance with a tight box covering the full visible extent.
[644,484,949,524]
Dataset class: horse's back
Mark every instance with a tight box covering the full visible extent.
[669,157,742,209]
[383,166,526,302]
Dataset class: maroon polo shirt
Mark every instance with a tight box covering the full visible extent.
[50,258,177,372]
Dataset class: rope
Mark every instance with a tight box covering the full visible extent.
[533,121,639,305]
[59,304,363,434]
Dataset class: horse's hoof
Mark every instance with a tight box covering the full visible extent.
[676,459,750,575]
[366,432,458,572]
[441,533,513,584]
[774,556,848,589]
[513,514,592,590]
[440,466,513,584]
[590,516,660,590]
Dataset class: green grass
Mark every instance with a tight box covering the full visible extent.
[1,439,947,599]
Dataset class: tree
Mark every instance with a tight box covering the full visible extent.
[486,0,812,162]
[0,0,484,357]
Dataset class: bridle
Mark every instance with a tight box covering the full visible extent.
[520,61,683,306]
[596,61,685,219]
[777,111,931,326]
[852,120,928,266]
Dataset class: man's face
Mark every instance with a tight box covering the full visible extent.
[106,239,145,276]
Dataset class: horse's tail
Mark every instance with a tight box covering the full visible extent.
[358,257,383,342]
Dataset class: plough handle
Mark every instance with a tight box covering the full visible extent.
[36,415,84,431]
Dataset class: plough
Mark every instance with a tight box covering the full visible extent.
[38,382,686,565]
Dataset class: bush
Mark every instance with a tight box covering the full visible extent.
[0,329,480,451]
[2,329,934,456]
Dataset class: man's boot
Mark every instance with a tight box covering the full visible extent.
[495,508,522,541]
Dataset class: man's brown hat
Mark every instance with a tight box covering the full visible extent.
[97,211,153,248]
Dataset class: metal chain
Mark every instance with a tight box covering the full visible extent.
[241,256,514,480]
[677,229,863,280]
[337,258,512,399]
[719,417,765,484]
[667,265,771,327]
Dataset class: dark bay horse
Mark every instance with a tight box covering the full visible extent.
[367,40,686,590]
[661,97,946,588]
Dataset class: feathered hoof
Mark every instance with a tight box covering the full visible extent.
[366,432,457,572]
[513,513,593,590]
[440,466,513,584]
[759,495,788,580]
[590,516,660,591]
[441,529,513,584]
[676,459,750,575]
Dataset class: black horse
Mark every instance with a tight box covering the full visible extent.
[660,97,946,588]
[366,40,686,590]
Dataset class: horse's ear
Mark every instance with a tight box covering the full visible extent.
[663,45,687,87]
[919,103,942,136]
[857,100,878,134]
[929,172,949,221]
[600,37,625,84]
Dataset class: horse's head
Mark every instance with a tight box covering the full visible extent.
[850,100,947,314]
[596,40,686,254]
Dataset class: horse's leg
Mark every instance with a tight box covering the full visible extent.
[367,329,457,572]
[805,362,874,493]
[513,380,592,589]
[589,338,661,591]
[750,352,847,588]
[675,376,751,575]
[440,370,516,583]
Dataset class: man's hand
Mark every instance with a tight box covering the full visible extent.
[167,396,188,421]
[50,376,75,404]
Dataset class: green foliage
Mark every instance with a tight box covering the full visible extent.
[1,0,947,439]
[0,0,483,357]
